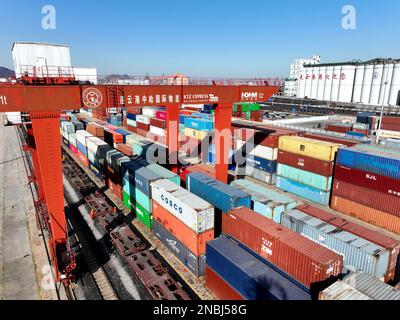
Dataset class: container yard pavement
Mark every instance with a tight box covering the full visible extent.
[0,118,58,300]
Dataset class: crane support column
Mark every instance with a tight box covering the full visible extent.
[30,111,68,280]
[214,103,233,184]
[166,103,180,173]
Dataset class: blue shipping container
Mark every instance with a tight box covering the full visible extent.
[246,155,277,173]
[187,172,251,213]
[206,236,311,300]
[127,113,137,120]
[77,141,87,155]
[179,115,192,124]
[346,131,365,138]
[184,118,214,131]
[276,176,330,206]
[134,167,162,197]
[208,152,236,171]
[191,112,213,120]
[336,147,400,180]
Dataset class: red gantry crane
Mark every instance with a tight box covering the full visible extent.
[0,78,279,283]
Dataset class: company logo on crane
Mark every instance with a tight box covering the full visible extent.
[82,87,103,109]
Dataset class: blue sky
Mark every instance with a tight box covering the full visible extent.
[1,0,399,77]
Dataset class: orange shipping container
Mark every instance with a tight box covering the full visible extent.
[331,195,400,235]
[152,200,214,256]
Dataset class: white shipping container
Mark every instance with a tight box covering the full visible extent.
[319,281,371,300]
[142,107,159,117]
[136,115,151,125]
[127,119,137,127]
[76,130,93,147]
[73,67,98,84]
[150,126,166,137]
[151,179,214,234]
[86,137,108,153]
[12,42,72,79]
[236,140,278,160]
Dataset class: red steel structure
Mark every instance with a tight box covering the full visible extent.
[0,82,278,283]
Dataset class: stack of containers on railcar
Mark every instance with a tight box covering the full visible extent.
[76,130,94,167]
[68,133,78,155]
[86,122,105,138]
[121,159,147,211]
[103,129,124,149]
[281,209,391,281]
[151,179,215,276]
[186,172,251,236]
[205,236,312,300]
[86,136,112,182]
[61,121,75,148]
[276,136,341,205]
[331,144,400,235]
[105,149,130,200]
[207,143,236,171]
[296,204,400,283]
[126,112,137,133]
[136,114,151,137]
[230,179,298,224]
[213,206,343,299]
[234,128,292,185]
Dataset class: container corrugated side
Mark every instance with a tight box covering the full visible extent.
[245,155,277,173]
[134,167,162,197]
[281,210,390,280]
[237,166,276,185]
[336,147,400,180]
[222,207,343,289]
[277,163,333,191]
[152,201,214,256]
[297,204,400,282]
[146,163,180,186]
[343,271,400,300]
[187,172,251,213]
[319,281,371,300]
[154,220,206,277]
[331,195,400,235]
[279,136,340,162]
[205,266,244,300]
[151,179,214,233]
[276,176,330,206]
[206,236,312,300]
[235,140,278,160]
[332,179,400,217]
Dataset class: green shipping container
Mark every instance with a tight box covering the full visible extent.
[233,103,260,112]
[135,187,152,213]
[277,163,333,191]
[135,202,153,229]
[123,191,132,211]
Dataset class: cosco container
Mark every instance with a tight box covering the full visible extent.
[277,150,334,177]
[206,236,312,300]
[152,201,214,256]
[319,281,371,300]
[236,140,278,160]
[276,176,330,206]
[336,147,400,180]
[279,136,340,162]
[281,210,390,280]
[146,164,180,186]
[187,172,251,213]
[332,179,400,217]
[222,207,343,289]
[277,164,333,191]
[334,165,400,196]
[134,167,162,197]
[342,271,400,300]
[297,204,400,282]
[151,179,214,233]
[154,220,206,277]
[331,195,400,235]
[184,118,214,131]
[205,266,244,300]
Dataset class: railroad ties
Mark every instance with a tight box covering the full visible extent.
[62,149,191,300]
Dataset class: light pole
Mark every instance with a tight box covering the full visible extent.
[376,80,389,144]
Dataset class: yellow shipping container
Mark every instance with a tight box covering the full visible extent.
[278,136,341,162]
[184,128,209,140]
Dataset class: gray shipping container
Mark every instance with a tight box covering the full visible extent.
[237,166,276,185]
[153,220,206,277]
[342,271,400,300]
[319,281,372,300]
[281,210,390,280]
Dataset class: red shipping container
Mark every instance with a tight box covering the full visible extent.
[150,118,167,129]
[297,204,400,282]
[180,164,216,182]
[353,128,369,135]
[278,150,334,177]
[136,128,147,137]
[86,123,105,138]
[302,133,359,147]
[117,143,133,157]
[334,165,400,196]
[155,110,167,120]
[331,195,400,235]
[136,122,150,131]
[222,207,343,288]
[127,125,137,133]
[77,150,89,167]
[69,144,78,155]
[332,179,400,217]
[108,179,122,200]
[205,266,244,300]
[152,201,214,256]
[326,124,353,134]
[381,123,400,131]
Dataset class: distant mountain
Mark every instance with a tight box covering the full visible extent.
[0,67,15,78]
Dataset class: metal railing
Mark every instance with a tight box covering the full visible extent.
[19,65,75,79]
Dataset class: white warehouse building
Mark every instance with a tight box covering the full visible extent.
[297,58,400,106]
